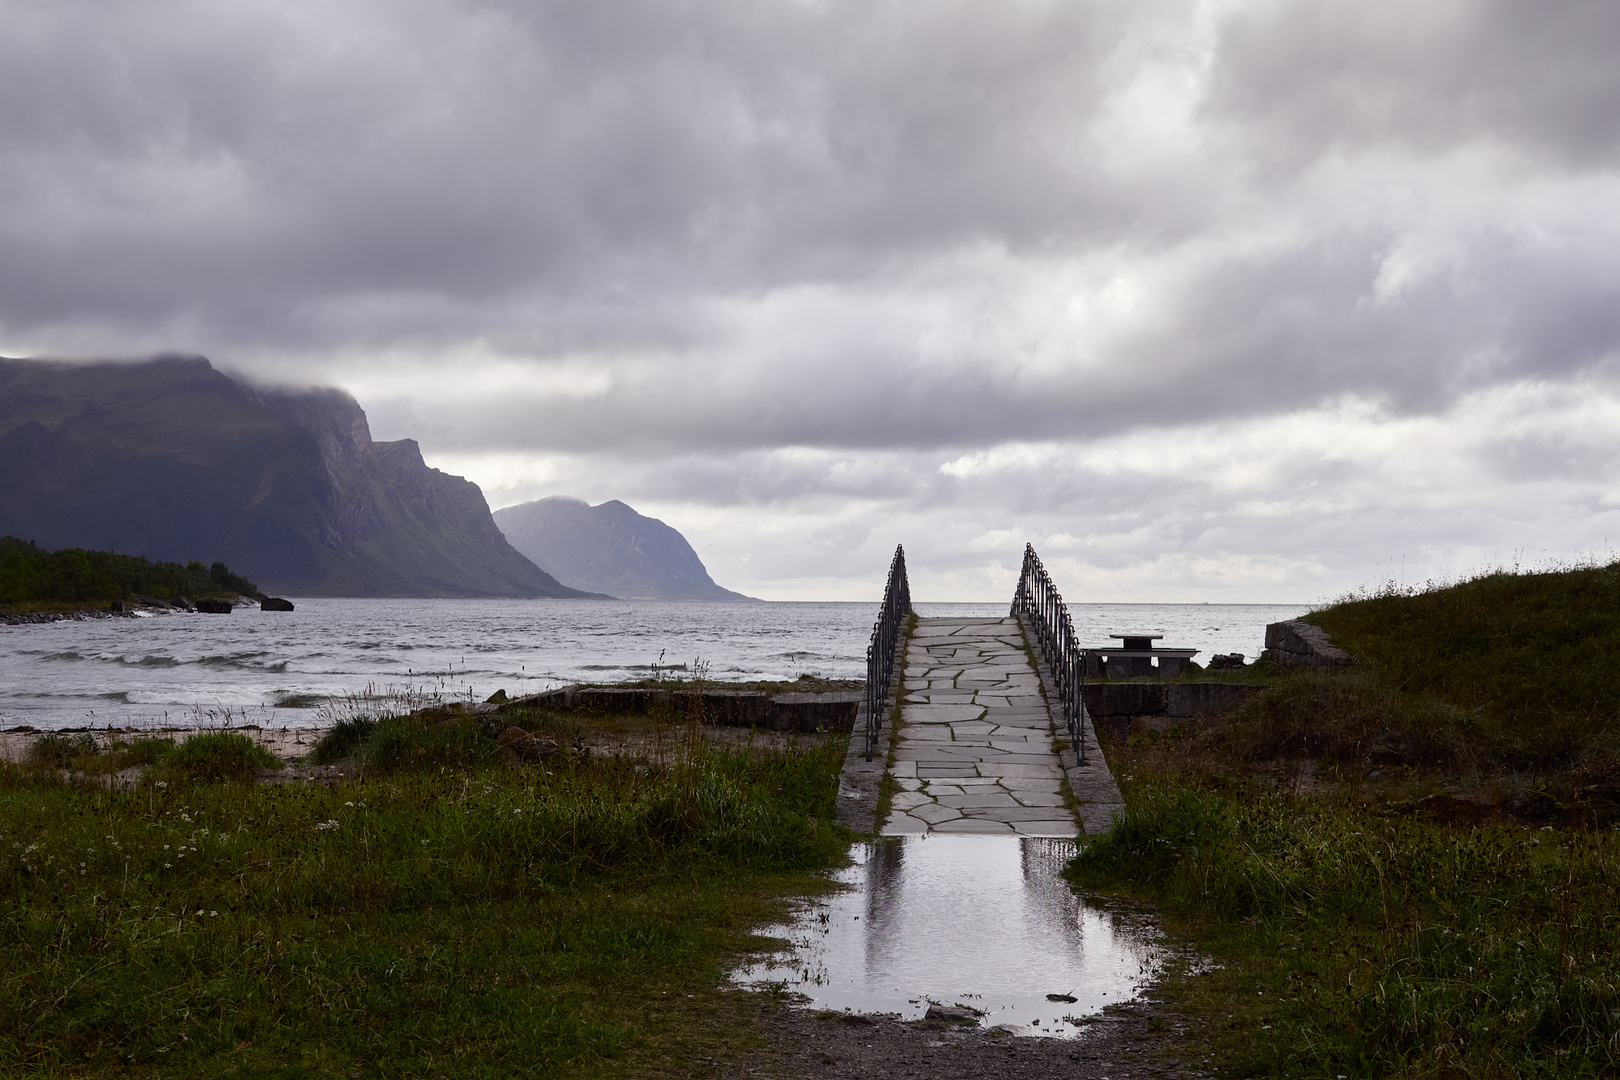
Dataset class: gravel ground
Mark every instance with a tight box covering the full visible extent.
[725,997,1216,1080]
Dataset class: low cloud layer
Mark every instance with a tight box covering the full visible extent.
[4,0,1618,600]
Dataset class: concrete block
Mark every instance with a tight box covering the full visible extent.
[1081,682,1168,717]
[572,687,670,713]
[1166,682,1266,718]
[673,689,772,726]
[767,691,861,732]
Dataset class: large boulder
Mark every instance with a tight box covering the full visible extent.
[496,726,558,761]
[260,597,295,611]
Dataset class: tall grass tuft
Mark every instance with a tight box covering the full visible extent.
[308,716,378,764]
[114,735,175,768]
[26,732,99,768]
[151,731,282,782]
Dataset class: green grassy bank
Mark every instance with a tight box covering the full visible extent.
[0,714,847,1078]
[1072,563,1620,1079]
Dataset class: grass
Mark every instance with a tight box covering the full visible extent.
[309,714,504,776]
[1307,562,1620,772]
[1072,778,1620,1078]
[27,733,181,776]
[151,732,282,783]
[1071,562,1620,1078]
[0,716,849,1078]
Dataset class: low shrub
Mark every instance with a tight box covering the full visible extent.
[25,732,99,769]
[113,735,174,769]
[308,715,378,764]
[151,731,282,782]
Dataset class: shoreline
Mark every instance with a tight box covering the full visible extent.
[0,724,322,765]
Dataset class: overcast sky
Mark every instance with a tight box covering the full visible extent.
[5,0,1620,601]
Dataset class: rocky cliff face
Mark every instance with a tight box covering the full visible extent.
[493,496,754,601]
[0,355,593,597]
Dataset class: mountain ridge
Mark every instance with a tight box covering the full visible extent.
[0,355,595,598]
[494,496,755,601]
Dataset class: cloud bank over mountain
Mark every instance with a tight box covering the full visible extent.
[3,0,1619,599]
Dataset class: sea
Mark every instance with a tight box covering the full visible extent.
[0,599,1311,732]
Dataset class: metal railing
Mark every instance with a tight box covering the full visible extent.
[865,544,911,761]
[1010,543,1087,764]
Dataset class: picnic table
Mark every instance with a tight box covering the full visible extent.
[1087,633,1199,679]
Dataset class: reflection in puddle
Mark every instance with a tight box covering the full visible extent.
[732,836,1161,1038]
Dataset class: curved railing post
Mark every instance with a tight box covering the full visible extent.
[1010,543,1087,765]
[865,544,911,762]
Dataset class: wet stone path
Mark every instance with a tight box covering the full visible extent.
[884,616,1077,837]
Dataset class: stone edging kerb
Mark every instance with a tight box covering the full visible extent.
[1013,613,1126,837]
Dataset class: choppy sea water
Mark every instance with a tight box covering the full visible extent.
[0,599,1308,731]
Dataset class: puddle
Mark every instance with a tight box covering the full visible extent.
[732,835,1162,1038]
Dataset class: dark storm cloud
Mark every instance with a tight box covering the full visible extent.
[0,1,1127,325]
[5,0,1618,425]
[5,0,1620,596]
[1206,1,1620,167]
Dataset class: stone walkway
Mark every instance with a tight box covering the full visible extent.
[883,616,1078,837]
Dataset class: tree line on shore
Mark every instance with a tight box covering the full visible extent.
[0,535,260,607]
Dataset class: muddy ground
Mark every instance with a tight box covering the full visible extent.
[730,997,1215,1080]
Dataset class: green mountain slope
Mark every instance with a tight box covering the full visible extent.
[0,355,593,597]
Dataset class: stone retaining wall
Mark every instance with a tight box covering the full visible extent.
[1261,619,1352,667]
[1081,681,1264,720]
[510,685,862,733]
[1082,681,1267,741]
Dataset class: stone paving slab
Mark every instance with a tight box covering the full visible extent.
[880,615,1081,838]
[930,818,1016,834]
